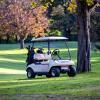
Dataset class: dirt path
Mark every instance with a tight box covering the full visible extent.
[0,94,100,100]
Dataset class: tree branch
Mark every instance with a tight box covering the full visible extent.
[89,4,97,14]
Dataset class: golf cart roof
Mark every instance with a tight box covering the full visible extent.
[32,36,68,42]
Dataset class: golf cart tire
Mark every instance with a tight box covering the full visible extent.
[67,66,76,77]
[50,67,60,77]
[27,68,36,79]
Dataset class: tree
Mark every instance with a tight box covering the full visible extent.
[0,0,48,48]
[76,0,99,73]
[0,0,15,43]
[9,0,48,48]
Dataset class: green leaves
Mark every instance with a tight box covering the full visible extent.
[47,29,62,36]
[31,0,54,8]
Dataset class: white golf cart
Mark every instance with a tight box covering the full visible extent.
[26,37,76,79]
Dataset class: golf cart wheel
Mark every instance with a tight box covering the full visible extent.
[67,66,76,77]
[27,68,36,79]
[50,67,60,77]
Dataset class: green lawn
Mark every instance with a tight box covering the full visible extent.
[0,42,100,99]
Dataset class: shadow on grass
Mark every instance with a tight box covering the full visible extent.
[0,61,25,70]
[0,53,26,60]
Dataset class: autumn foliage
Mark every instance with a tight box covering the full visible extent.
[0,0,48,46]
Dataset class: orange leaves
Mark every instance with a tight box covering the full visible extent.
[34,29,45,37]
[29,6,48,37]
[0,0,48,39]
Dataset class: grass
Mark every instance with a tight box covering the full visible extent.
[0,42,100,99]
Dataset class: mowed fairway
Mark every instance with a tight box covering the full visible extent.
[0,43,100,99]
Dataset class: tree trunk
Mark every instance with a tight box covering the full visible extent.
[20,39,25,49]
[47,4,52,18]
[0,36,1,44]
[76,0,91,73]
[6,34,10,44]
[15,35,18,43]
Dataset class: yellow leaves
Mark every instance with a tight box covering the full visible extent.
[67,0,77,13]
[67,0,98,13]
[97,3,100,6]
[86,0,94,6]
[50,0,54,2]
[42,5,47,10]
[31,1,37,8]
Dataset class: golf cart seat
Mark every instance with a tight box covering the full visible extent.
[34,54,45,60]
[34,53,51,61]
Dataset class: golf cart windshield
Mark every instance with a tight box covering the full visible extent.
[31,37,71,60]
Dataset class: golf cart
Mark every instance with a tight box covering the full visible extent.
[26,37,76,79]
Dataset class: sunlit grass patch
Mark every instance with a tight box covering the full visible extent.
[0,68,25,74]
[0,49,27,55]
[0,58,25,63]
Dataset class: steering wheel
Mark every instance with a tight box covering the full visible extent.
[51,49,61,60]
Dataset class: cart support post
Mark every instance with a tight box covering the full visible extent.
[48,40,51,54]
[65,40,71,60]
